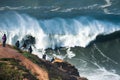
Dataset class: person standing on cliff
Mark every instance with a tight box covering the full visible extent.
[42,54,46,60]
[15,40,20,49]
[21,42,27,50]
[28,46,33,54]
[2,34,7,47]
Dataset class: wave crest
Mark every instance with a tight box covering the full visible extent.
[0,12,120,49]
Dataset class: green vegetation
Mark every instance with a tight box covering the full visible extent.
[13,46,63,80]
[21,52,63,80]
[0,58,38,80]
[0,45,85,80]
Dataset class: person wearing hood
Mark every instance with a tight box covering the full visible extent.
[2,34,7,47]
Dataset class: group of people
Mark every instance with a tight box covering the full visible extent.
[1,34,55,62]
[1,34,32,54]
[15,40,33,54]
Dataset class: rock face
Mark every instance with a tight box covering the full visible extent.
[52,59,88,80]
[38,57,88,80]
[54,61,79,76]
[0,44,88,80]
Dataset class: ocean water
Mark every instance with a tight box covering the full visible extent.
[0,0,120,80]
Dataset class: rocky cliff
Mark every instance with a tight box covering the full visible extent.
[0,44,87,80]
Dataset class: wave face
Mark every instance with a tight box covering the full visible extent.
[65,38,120,80]
[0,12,120,49]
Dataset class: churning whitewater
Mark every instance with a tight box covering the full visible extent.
[0,12,120,49]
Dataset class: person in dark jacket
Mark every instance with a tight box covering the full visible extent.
[42,54,46,60]
[28,46,33,53]
[15,40,20,48]
[21,42,27,49]
[2,34,7,47]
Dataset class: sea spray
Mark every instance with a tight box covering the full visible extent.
[0,12,120,80]
[0,12,120,49]
[66,47,75,59]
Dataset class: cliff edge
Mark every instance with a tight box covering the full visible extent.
[0,44,87,80]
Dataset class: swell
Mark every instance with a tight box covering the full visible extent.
[88,30,120,47]
[95,30,120,42]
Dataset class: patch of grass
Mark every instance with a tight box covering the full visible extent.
[13,46,23,53]
[22,52,40,64]
[0,58,38,80]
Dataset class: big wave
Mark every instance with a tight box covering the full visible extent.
[0,12,120,49]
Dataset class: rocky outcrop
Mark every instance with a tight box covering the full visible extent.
[0,44,88,80]
[52,61,88,80]
[36,57,88,80]
[54,61,79,76]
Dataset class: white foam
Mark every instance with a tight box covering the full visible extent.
[66,47,75,59]
[0,6,53,11]
[0,12,120,49]
[94,44,118,64]
[76,59,120,80]
[100,0,113,14]
[101,0,112,8]
[50,7,61,11]
[59,4,98,12]
[0,6,27,11]
[81,67,120,80]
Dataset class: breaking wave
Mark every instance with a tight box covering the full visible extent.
[0,12,120,49]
